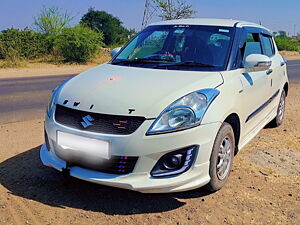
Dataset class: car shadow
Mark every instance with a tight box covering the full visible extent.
[0,146,211,215]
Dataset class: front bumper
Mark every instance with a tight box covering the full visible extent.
[40,114,221,193]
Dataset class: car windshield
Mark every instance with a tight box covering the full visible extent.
[111,25,234,71]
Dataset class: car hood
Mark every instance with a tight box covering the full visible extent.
[57,64,223,118]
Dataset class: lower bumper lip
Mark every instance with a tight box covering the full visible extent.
[40,143,211,193]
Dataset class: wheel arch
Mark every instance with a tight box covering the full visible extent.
[224,113,241,154]
[283,82,289,96]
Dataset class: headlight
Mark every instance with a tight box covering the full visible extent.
[147,89,220,135]
[46,87,59,117]
[46,78,71,117]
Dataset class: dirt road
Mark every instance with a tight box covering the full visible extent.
[0,70,299,224]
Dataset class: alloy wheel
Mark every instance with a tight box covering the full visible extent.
[216,136,233,180]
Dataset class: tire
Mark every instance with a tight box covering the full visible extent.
[205,122,235,192]
[267,90,286,128]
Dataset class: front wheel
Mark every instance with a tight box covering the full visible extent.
[205,122,235,192]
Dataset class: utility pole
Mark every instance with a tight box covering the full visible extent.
[142,0,158,29]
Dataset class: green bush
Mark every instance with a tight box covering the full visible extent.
[0,28,50,60]
[54,26,104,63]
[275,37,300,52]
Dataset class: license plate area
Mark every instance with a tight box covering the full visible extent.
[56,131,111,160]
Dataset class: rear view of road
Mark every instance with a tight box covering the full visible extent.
[0,60,299,124]
[0,74,73,124]
[287,59,300,81]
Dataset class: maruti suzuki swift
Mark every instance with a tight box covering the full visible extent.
[40,18,289,193]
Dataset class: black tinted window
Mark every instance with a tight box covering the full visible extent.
[113,25,234,71]
[243,33,262,59]
[261,35,274,57]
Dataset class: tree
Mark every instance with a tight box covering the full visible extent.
[155,0,196,20]
[80,8,131,46]
[34,7,74,34]
[277,30,287,38]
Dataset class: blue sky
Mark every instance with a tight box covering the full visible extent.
[1,0,299,35]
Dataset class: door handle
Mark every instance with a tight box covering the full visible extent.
[266,69,273,75]
[280,62,285,66]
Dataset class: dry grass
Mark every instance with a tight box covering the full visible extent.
[0,52,112,79]
[279,50,300,60]
[0,51,111,69]
[0,58,27,68]
[1,50,299,71]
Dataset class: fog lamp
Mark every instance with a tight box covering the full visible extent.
[151,145,198,177]
[163,154,183,170]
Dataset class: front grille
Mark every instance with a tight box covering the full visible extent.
[55,105,146,135]
[68,155,139,175]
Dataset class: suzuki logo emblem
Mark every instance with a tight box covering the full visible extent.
[81,115,94,128]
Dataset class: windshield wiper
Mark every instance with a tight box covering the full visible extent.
[155,61,215,68]
[112,57,173,65]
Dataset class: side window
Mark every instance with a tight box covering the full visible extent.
[243,33,262,60]
[236,32,262,68]
[261,35,275,57]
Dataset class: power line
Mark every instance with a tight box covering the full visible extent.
[142,0,177,29]
[142,0,158,29]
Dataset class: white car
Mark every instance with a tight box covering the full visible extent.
[40,18,289,193]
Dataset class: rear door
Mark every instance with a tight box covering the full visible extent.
[260,34,283,110]
[237,30,271,137]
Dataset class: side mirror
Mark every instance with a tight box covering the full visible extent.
[244,54,271,72]
[110,47,122,58]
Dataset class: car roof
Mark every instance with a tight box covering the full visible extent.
[149,18,270,31]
